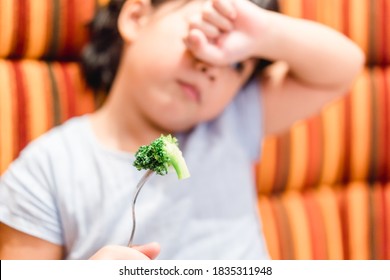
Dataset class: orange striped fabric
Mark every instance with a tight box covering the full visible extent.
[257,0,390,260]
[280,0,390,66]
[0,60,95,174]
[0,0,97,59]
[259,182,390,259]
[257,67,390,195]
[259,186,343,259]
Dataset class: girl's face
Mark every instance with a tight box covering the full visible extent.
[116,0,256,133]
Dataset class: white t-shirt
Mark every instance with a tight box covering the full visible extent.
[0,80,269,259]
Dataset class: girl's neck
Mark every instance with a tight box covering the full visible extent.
[89,93,166,154]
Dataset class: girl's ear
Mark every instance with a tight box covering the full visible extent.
[117,0,151,42]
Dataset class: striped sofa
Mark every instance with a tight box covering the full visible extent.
[0,0,98,173]
[257,0,390,259]
[0,0,388,259]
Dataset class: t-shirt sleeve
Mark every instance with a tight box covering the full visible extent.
[0,137,63,245]
[229,79,264,161]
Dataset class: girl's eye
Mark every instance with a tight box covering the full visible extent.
[231,62,245,73]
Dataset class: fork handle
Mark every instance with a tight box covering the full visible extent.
[128,170,154,247]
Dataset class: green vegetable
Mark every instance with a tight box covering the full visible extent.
[133,134,190,179]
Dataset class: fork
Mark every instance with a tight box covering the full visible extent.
[128,170,154,247]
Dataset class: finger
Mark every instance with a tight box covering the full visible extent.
[132,242,161,260]
[189,15,221,39]
[212,0,236,20]
[89,245,151,260]
[186,29,225,66]
[202,1,234,32]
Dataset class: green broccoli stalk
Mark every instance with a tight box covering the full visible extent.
[133,134,190,179]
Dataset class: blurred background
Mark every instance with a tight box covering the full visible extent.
[0,0,389,259]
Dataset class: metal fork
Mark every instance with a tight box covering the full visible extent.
[128,170,154,247]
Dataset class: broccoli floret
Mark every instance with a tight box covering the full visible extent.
[133,134,190,179]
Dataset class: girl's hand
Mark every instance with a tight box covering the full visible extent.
[89,242,160,260]
[184,0,267,66]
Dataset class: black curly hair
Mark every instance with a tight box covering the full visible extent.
[81,0,279,95]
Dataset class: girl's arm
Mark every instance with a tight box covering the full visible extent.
[0,222,160,260]
[186,0,365,135]
[0,223,64,259]
[256,10,365,135]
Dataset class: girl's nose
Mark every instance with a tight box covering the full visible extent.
[194,60,216,82]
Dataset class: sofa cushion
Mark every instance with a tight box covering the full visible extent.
[281,0,390,66]
[0,0,97,59]
[257,67,390,194]
[0,60,95,174]
[258,181,390,259]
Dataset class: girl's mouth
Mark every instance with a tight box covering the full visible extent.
[178,81,201,103]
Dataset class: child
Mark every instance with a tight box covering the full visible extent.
[0,0,364,259]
